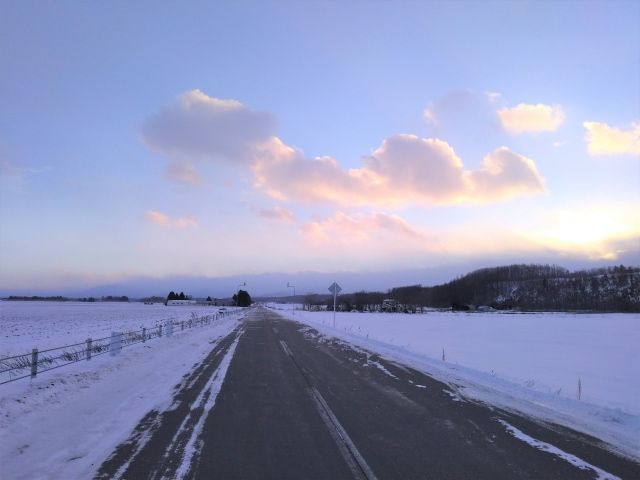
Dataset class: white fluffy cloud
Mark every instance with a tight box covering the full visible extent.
[498,103,565,134]
[583,121,640,155]
[143,90,546,205]
[468,147,545,200]
[253,135,545,207]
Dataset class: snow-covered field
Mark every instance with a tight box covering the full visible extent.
[0,301,239,357]
[0,301,638,476]
[0,301,247,479]
[271,306,640,458]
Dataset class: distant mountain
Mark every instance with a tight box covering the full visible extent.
[0,266,470,299]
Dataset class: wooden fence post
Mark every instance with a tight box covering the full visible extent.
[31,348,38,378]
[86,338,92,360]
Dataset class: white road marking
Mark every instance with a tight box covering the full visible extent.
[309,386,378,480]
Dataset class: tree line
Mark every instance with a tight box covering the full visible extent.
[301,264,640,312]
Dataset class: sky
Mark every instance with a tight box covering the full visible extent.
[1,0,639,293]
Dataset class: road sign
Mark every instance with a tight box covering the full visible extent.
[328,282,341,328]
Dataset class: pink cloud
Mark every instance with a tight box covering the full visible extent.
[145,210,198,228]
[253,135,544,207]
[467,147,545,200]
[143,91,545,206]
[301,211,425,246]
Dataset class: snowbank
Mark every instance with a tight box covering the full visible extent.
[0,309,245,479]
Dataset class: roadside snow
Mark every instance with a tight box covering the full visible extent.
[173,329,243,480]
[0,310,245,480]
[497,419,621,480]
[273,307,640,460]
[0,300,240,357]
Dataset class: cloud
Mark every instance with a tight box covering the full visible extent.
[253,135,545,207]
[143,91,546,206]
[255,206,296,223]
[423,89,477,127]
[164,161,206,186]
[145,210,198,228]
[485,91,503,104]
[301,211,425,246]
[141,90,277,182]
[497,103,565,134]
[467,147,545,200]
[252,137,373,204]
[583,121,640,155]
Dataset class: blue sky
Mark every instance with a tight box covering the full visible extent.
[1,1,639,292]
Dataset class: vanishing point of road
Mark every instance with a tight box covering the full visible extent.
[95,306,640,479]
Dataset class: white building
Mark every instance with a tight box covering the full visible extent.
[166,299,197,306]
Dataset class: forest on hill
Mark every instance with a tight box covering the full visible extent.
[302,264,640,312]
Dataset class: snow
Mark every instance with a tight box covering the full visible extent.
[1,300,240,357]
[0,301,638,478]
[173,329,243,480]
[272,306,640,460]
[497,419,620,480]
[0,302,246,479]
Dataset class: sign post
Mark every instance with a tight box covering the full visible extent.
[328,281,342,328]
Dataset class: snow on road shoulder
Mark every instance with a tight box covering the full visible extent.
[275,307,640,461]
[0,313,245,480]
[173,328,243,480]
[497,419,621,480]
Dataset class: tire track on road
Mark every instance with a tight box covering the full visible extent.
[94,326,244,480]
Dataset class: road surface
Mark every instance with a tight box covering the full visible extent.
[96,306,640,479]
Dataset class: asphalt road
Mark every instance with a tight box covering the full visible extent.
[96,306,640,479]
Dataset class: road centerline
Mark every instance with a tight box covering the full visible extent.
[274,320,378,480]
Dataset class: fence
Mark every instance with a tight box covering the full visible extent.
[0,309,244,386]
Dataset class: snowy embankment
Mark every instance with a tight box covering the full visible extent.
[272,307,640,460]
[0,302,246,480]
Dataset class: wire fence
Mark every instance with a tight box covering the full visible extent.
[0,309,244,386]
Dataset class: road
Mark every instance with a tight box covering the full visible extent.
[96,306,640,479]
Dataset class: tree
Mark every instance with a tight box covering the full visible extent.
[236,290,252,307]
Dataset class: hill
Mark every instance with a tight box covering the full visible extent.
[390,264,640,312]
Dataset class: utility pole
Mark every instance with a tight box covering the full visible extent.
[287,282,296,315]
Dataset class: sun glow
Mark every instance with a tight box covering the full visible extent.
[531,207,639,259]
